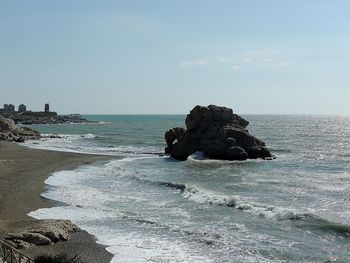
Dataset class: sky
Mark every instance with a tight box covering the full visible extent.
[1,0,350,115]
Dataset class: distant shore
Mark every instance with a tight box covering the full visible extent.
[0,141,114,262]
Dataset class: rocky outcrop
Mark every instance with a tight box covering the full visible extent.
[10,112,96,125]
[13,127,41,140]
[4,220,79,249]
[165,105,274,161]
[0,116,41,142]
[0,116,16,132]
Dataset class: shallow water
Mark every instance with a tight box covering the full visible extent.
[25,115,350,262]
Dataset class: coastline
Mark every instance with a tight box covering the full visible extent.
[0,141,114,262]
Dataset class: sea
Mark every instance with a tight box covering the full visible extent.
[23,114,350,263]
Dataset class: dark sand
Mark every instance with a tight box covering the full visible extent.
[0,141,115,262]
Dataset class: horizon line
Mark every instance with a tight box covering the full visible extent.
[77,113,350,117]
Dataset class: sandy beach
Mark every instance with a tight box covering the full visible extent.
[0,141,114,262]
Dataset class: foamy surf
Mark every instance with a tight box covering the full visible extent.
[178,185,306,221]
[187,151,265,164]
[27,163,225,263]
[23,133,163,156]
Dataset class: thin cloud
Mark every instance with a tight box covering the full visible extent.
[179,59,208,67]
[230,61,288,70]
[217,57,231,62]
[240,51,288,69]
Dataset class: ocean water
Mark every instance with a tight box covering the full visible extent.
[24,115,350,262]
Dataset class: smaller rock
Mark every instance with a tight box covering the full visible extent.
[14,136,25,143]
[30,220,78,242]
[13,127,41,139]
[3,219,79,249]
[24,232,52,246]
[246,146,272,159]
[6,232,52,246]
[0,116,16,132]
[165,129,177,146]
[0,132,9,141]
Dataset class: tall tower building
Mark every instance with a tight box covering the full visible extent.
[18,104,27,113]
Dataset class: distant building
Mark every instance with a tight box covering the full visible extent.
[3,104,15,116]
[44,103,50,113]
[18,104,27,113]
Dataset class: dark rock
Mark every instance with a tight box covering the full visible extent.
[0,132,10,141]
[246,146,272,159]
[165,128,178,146]
[14,136,25,143]
[164,105,274,161]
[185,105,249,131]
[226,146,248,160]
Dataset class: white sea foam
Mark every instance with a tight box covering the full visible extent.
[187,151,264,164]
[188,151,208,161]
[30,203,284,263]
[29,164,214,263]
[29,201,270,263]
[82,133,97,139]
[23,134,162,156]
[188,151,233,164]
[105,156,164,176]
[22,133,99,154]
[29,160,267,262]
[41,133,97,139]
[104,156,307,221]
[182,186,306,221]
[103,145,161,155]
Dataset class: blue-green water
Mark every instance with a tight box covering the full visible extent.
[25,115,350,262]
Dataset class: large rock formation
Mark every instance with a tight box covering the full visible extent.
[165,105,274,161]
[0,115,41,142]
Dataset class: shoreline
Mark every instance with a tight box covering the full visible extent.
[0,141,115,262]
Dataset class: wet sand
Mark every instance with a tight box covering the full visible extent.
[0,141,114,262]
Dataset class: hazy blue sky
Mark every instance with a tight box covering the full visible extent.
[1,0,350,114]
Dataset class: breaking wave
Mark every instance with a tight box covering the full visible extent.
[152,180,350,235]
[41,133,98,139]
[127,175,308,221]
[24,134,163,156]
[181,185,307,220]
